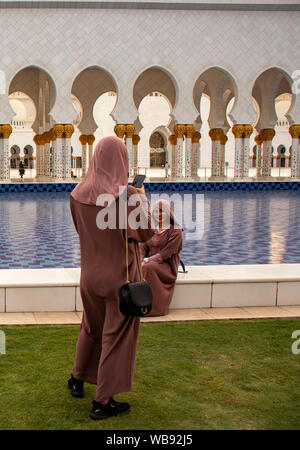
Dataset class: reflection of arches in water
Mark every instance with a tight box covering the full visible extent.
[149,131,166,167]
[277,145,286,168]
[23,145,34,168]
[10,145,20,168]
[202,195,225,264]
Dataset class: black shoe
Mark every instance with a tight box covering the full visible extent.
[90,397,130,420]
[67,374,84,398]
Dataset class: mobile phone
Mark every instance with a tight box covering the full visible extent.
[132,174,146,188]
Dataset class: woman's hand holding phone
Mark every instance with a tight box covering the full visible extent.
[135,184,146,195]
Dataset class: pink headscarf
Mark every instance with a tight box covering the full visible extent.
[71,136,128,206]
[152,199,183,230]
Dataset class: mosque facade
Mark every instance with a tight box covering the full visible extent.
[0,0,299,181]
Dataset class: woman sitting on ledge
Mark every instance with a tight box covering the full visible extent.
[140,199,183,317]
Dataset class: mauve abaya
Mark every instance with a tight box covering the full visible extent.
[139,201,183,316]
[70,136,154,401]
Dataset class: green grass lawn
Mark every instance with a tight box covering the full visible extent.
[0,319,299,430]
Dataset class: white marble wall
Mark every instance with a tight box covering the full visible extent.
[0,5,298,126]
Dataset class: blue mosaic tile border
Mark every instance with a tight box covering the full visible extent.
[144,181,300,192]
[0,183,77,193]
[1,181,300,193]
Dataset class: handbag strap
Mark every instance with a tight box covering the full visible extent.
[125,223,145,283]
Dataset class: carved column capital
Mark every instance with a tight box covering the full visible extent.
[79,135,88,145]
[243,125,253,139]
[0,124,13,139]
[125,124,135,139]
[114,124,126,139]
[64,124,75,139]
[53,124,65,139]
[174,124,186,139]
[220,134,228,146]
[185,124,195,139]
[289,124,300,139]
[132,134,140,146]
[254,134,263,146]
[260,128,275,141]
[232,125,245,139]
[168,134,177,146]
[209,128,223,141]
[192,131,201,144]
[87,135,95,145]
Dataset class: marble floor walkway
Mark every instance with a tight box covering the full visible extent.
[0,306,300,325]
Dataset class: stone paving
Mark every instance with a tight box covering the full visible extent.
[0,306,300,325]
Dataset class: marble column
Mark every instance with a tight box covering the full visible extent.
[132,134,140,176]
[289,125,300,178]
[125,124,135,177]
[87,135,95,169]
[255,134,263,179]
[79,134,88,178]
[64,124,74,179]
[174,124,186,179]
[49,128,56,178]
[242,125,253,178]
[33,134,42,178]
[232,125,244,178]
[168,134,177,180]
[0,125,12,181]
[191,131,201,179]
[43,131,51,177]
[53,125,65,179]
[260,128,275,178]
[209,128,223,178]
[184,124,195,179]
[220,133,228,179]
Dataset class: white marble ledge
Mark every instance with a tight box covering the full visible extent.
[195,264,300,283]
[0,264,300,288]
[0,268,81,287]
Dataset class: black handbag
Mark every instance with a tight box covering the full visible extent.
[119,226,153,317]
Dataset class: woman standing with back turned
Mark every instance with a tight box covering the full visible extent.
[68,136,154,420]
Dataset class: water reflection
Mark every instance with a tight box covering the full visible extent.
[0,190,299,268]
